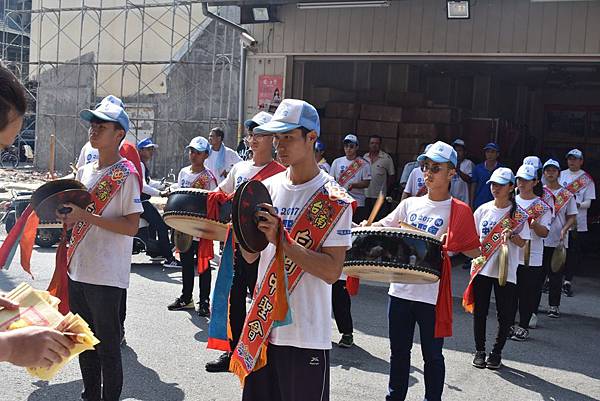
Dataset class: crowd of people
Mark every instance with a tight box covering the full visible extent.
[0,61,596,401]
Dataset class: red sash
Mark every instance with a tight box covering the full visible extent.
[191,169,217,189]
[565,172,593,196]
[462,205,528,313]
[338,158,365,187]
[549,187,574,215]
[524,197,552,223]
[250,160,286,182]
[230,181,352,384]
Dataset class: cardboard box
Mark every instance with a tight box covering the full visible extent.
[356,120,398,139]
[320,118,356,136]
[386,92,426,108]
[402,108,458,124]
[325,102,361,119]
[397,123,439,140]
[357,89,386,103]
[359,104,403,123]
[307,87,356,108]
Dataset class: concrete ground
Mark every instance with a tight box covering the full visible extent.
[0,247,599,401]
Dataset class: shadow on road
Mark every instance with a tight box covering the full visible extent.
[27,346,185,401]
[330,343,389,375]
[131,264,182,285]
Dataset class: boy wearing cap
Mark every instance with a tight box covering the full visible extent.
[206,127,242,184]
[372,141,481,401]
[559,149,595,296]
[234,99,353,401]
[314,140,330,173]
[470,143,501,211]
[540,159,577,318]
[166,136,217,315]
[57,95,143,401]
[205,111,286,373]
[450,139,475,204]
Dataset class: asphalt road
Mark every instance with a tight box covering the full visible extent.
[0,248,599,401]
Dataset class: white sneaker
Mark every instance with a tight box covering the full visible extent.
[529,313,538,329]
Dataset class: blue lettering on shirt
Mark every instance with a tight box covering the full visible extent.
[337,229,352,235]
[434,218,444,227]
[409,213,417,222]
[134,198,141,204]
[417,223,428,230]
[282,219,294,229]
[428,226,439,235]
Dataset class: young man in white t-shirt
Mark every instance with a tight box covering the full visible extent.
[559,149,595,296]
[450,139,475,204]
[206,127,243,184]
[330,134,371,222]
[238,99,353,401]
[205,111,285,373]
[58,95,143,401]
[373,142,480,401]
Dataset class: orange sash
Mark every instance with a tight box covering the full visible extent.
[564,172,593,196]
[230,181,352,384]
[191,169,217,189]
[543,186,573,215]
[338,158,365,187]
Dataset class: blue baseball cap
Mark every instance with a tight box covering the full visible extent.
[244,111,272,130]
[315,140,325,152]
[566,149,583,159]
[254,99,320,136]
[483,142,500,152]
[137,137,158,150]
[543,159,560,170]
[487,167,515,185]
[523,156,542,170]
[516,164,536,181]
[186,136,210,153]
[417,141,458,167]
[80,95,130,132]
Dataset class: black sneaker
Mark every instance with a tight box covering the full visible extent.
[205,352,231,373]
[338,333,354,348]
[196,302,211,317]
[486,353,502,369]
[548,306,560,318]
[563,281,573,297]
[472,351,487,369]
[510,326,529,342]
[163,259,181,269]
[167,297,194,311]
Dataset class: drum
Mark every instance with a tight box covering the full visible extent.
[31,179,92,222]
[163,188,231,241]
[232,180,272,253]
[343,226,443,284]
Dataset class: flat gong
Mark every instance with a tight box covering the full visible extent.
[31,179,91,221]
[232,180,272,253]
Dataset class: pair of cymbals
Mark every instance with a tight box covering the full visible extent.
[31,179,91,221]
[232,180,272,253]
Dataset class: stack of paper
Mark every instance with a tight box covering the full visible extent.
[0,283,100,380]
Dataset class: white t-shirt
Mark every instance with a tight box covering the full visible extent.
[317,159,331,174]
[400,161,419,186]
[516,195,553,267]
[364,151,395,198]
[177,166,217,190]
[218,160,270,194]
[68,159,143,288]
[379,196,451,305]
[473,202,531,284]
[330,156,371,207]
[205,145,242,184]
[404,167,425,197]
[560,169,596,232]
[544,186,578,248]
[450,159,475,204]
[141,163,161,197]
[76,142,99,169]
[259,170,353,350]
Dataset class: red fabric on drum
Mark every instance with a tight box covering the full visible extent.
[346,276,359,296]
[434,199,480,338]
[119,141,143,192]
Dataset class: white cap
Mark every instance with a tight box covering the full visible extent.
[186,136,210,153]
[254,99,320,136]
[245,111,272,129]
[417,141,458,166]
[516,164,536,181]
[487,167,515,185]
[543,159,560,170]
[566,149,583,159]
[452,139,465,147]
[343,134,359,145]
[523,156,542,170]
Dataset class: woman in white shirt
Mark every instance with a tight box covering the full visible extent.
[471,168,530,370]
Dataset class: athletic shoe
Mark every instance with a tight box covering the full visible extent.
[563,281,573,297]
[205,352,231,373]
[529,313,538,329]
[196,302,211,317]
[163,258,181,268]
[486,353,502,369]
[338,333,354,348]
[548,306,560,318]
[167,297,194,311]
[472,351,487,369]
[510,326,529,342]
[508,325,518,338]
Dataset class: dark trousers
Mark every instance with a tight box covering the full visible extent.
[539,247,563,308]
[365,197,390,221]
[229,249,258,350]
[119,289,126,340]
[513,265,544,329]
[242,344,330,401]
[565,231,585,282]
[332,279,353,335]
[387,296,444,401]
[141,200,173,260]
[69,278,124,401]
[353,206,369,224]
[180,240,211,305]
[473,275,516,355]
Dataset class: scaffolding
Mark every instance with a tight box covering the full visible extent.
[1,0,240,176]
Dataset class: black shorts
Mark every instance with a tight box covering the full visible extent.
[242,344,330,401]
